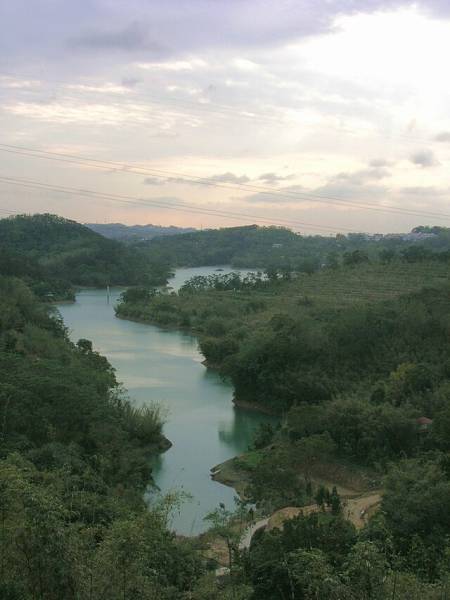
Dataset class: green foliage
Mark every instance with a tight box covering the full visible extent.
[343,541,388,599]
[141,223,450,272]
[93,223,450,597]
[343,249,370,266]
[247,512,357,598]
[119,258,450,417]
[381,457,450,581]
[251,423,275,450]
[0,213,171,291]
[0,274,207,598]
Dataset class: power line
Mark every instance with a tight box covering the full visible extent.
[0,143,449,223]
[0,175,349,234]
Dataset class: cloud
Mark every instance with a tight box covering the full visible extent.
[0,76,41,89]
[143,177,164,186]
[162,172,251,186]
[369,158,393,168]
[65,83,131,95]
[208,172,251,184]
[434,131,450,142]
[69,21,164,53]
[312,182,388,203]
[122,196,186,212]
[3,100,159,125]
[121,77,141,88]
[232,58,261,71]
[331,167,391,185]
[257,172,294,184]
[400,186,446,196]
[409,149,439,168]
[136,59,208,71]
[7,0,450,71]
[243,184,308,203]
[239,163,393,205]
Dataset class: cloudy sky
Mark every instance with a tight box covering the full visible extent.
[1,0,450,233]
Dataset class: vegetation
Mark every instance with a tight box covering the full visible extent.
[245,507,450,599]
[4,215,450,598]
[141,223,450,271]
[0,244,75,301]
[86,222,196,241]
[0,214,172,299]
[0,275,209,598]
[117,259,450,413]
[117,240,450,597]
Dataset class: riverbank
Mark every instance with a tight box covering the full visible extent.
[149,435,172,454]
[210,455,250,499]
[211,446,381,505]
[232,398,279,416]
[116,311,280,416]
[59,282,276,535]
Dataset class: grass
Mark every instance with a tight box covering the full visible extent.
[234,449,265,470]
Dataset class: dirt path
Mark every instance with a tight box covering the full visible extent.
[343,492,382,528]
[206,491,382,570]
[267,491,382,532]
[239,517,269,550]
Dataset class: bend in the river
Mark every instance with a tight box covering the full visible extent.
[58,266,277,535]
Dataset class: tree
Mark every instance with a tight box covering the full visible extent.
[379,248,396,264]
[204,504,247,583]
[344,541,388,599]
[382,458,450,580]
[315,485,327,508]
[343,250,369,267]
[288,548,346,599]
[330,486,341,516]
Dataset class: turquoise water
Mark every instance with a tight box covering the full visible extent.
[58,267,275,535]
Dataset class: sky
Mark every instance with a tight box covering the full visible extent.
[1,0,450,234]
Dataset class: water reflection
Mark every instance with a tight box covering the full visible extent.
[58,267,277,535]
[218,408,276,451]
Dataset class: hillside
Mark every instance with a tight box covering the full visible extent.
[86,222,196,242]
[142,223,450,271]
[116,254,450,595]
[0,213,171,293]
[116,258,450,412]
[143,225,306,267]
[0,271,200,599]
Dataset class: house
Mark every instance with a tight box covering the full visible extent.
[402,232,437,242]
[416,416,433,433]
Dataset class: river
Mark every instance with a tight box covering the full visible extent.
[58,266,276,535]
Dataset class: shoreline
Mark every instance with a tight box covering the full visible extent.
[52,298,76,305]
[118,313,280,416]
[232,398,280,416]
[210,456,248,499]
[115,311,198,334]
[116,313,281,417]
[150,435,172,454]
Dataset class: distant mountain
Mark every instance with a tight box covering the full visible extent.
[86,222,196,241]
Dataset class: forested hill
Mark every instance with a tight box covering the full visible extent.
[86,222,196,241]
[0,213,171,296]
[0,271,205,598]
[116,253,450,595]
[142,223,450,270]
[142,225,307,267]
